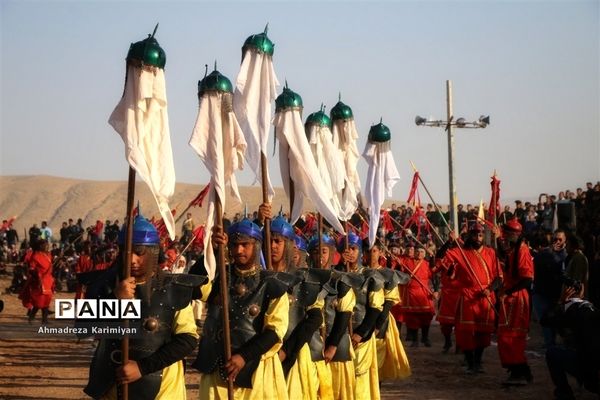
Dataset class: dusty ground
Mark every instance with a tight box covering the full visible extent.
[0,267,595,400]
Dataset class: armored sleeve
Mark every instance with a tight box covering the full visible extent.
[137,304,199,376]
[237,293,289,362]
[354,287,384,339]
[326,311,352,347]
[375,300,395,331]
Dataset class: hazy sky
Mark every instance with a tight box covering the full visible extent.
[1,0,598,208]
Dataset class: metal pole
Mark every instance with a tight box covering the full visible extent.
[446,80,458,236]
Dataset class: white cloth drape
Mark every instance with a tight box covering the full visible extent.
[190,93,246,279]
[306,124,345,218]
[362,141,400,247]
[333,119,361,221]
[109,65,177,239]
[274,110,345,234]
[233,50,279,201]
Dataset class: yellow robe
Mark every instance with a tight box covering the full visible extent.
[353,288,384,400]
[198,292,290,400]
[285,298,324,400]
[376,286,411,380]
[329,288,356,400]
[101,304,199,400]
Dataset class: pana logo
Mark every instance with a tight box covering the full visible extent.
[55,299,141,319]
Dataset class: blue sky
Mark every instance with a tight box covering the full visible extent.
[1,0,598,206]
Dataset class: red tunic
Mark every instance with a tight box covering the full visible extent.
[497,242,534,366]
[75,254,94,274]
[26,252,54,308]
[435,258,462,325]
[441,246,500,349]
[392,257,434,328]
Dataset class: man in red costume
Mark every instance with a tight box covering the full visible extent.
[397,245,436,347]
[497,219,534,385]
[74,241,94,299]
[438,224,502,373]
[433,244,462,353]
[24,239,55,324]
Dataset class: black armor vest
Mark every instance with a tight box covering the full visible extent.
[193,267,291,388]
[314,272,358,362]
[373,268,409,339]
[349,268,384,332]
[84,273,206,400]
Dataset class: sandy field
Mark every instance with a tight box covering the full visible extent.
[1,265,596,400]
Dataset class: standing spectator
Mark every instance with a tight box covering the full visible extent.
[499,205,514,225]
[565,234,589,296]
[181,212,195,243]
[59,222,69,247]
[533,229,567,347]
[5,224,19,247]
[40,221,52,242]
[514,200,526,224]
[28,224,41,243]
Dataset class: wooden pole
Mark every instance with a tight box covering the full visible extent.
[119,166,136,400]
[317,213,323,268]
[261,153,272,270]
[215,195,234,400]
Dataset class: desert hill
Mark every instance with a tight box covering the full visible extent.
[0,175,403,237]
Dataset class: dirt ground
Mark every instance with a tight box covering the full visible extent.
[0,267,595,400]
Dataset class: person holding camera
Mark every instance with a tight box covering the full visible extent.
[542,280,599,399]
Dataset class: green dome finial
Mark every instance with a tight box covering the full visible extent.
[330,93,354,121]
[242,24,275,56]
[368,119,391,143]
[305,105,332,128]
[126,23,166,69]
[198,63,233,97]
[275,83,303,112]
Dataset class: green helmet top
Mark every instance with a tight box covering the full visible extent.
[305,105,332,129]
[368,119,391,143]
[275,82,303,112]
[330,94,354,121]
[126,24,166,69]
[198,63,233,97]
[242,24,274,56]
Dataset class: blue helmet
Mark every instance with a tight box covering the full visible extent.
[270,216,295,241]
[228,219,262,242]
[308,233,336,252]
[118,214,160,246]
[294,235,308,252]
[337,231,362,252]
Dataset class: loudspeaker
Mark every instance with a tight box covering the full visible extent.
[556,202,576,232]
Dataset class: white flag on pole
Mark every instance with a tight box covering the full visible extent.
[109,65,177,240]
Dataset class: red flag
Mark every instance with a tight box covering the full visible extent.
[302,213,317,236]
[381,210,394,233]
[488,174,501,225]
[406,172,421,207]
[189,183,211,208]
[192,225,206,248]
[151,209,177,241]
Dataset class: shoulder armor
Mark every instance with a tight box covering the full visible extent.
[263,271,299,299]
[362,269,385,291]
[164,272,208,288]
